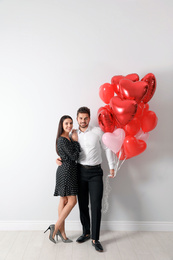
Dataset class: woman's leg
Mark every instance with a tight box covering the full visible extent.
[53,195,77,238]
[58,197,68,238]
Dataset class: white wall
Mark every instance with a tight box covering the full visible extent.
[0,0,173,230]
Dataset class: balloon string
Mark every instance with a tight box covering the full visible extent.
[114,149,121,175]
[102,175,111,214]
[117,149,121,167]
[118,156,126,170]
[102,150,126,214]
[114,149,126,175]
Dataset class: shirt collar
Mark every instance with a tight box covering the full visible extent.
[78,125,91,134]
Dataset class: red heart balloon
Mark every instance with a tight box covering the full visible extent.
[97,105,116,133]
[126,73,139,82]
[143,103,149,114]
[110,96,138,127]
[123,117,141,136]
[119,79,148,103]
[135,102,149,118]
[111,75,124,95]
[141,73,156,103]
[99,83,114,104]
[141,110,158,132]
[111,73,139,95]
[135,102,145,118]
[124,136,147,158]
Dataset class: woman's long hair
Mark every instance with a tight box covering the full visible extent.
[56,115,73,155]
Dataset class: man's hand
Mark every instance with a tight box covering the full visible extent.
[108,169,115,178]
[56,158,62,166]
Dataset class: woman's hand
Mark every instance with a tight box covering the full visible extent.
[71,129,78,141]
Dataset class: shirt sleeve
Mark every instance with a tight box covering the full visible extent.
[98,128,117,169]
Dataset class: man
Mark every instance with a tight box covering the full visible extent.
[57,107,115,252]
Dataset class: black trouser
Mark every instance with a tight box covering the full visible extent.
[77,164,103,241]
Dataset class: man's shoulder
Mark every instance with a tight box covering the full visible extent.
[90,126,103,136]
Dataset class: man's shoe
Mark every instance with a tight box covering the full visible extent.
[92,240,103,252]
[76,234,90,243]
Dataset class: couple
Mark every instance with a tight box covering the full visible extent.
[44,107,116,252]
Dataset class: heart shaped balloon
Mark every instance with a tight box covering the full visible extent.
[143,103,149,115]
[99,83,114,104]
[141,73,156,103]
[119,79,148,103]
[102,128,125,154]
[135,102,149,118]
[110,96,138,127]
[97,105,116,133]
[123,117,141,136]
[111,73,139,95]
[126,73,139,82]
[141,110,158,132]
[111,75,124,95]
[124,136,147,158]
[135,129,149,142]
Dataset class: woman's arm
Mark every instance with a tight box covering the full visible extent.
[59,138,80,161]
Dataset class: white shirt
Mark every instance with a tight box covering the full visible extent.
[77,125,116,169]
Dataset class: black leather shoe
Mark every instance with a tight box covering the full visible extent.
[76,234,90,243]
[92,240,103,252]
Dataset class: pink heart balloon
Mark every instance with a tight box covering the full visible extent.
[102,128,125,154]
[135,129,149,142]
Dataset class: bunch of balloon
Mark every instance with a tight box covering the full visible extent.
[98,73,158,175]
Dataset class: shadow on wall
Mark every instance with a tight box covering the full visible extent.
[101,69,173,221]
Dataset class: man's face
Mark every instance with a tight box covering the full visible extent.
[77,113,90,129]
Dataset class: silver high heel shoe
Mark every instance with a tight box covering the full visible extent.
[44,224,56,244]
[56,230,73,243]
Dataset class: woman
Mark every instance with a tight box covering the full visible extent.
[44,115,80,243]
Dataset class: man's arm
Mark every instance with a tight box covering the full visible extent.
[97,127,117,177]
[104,148,116,178]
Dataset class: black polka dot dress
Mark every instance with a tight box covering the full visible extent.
[54,137,80,197]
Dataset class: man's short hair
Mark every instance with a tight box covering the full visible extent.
[77,107,90,117]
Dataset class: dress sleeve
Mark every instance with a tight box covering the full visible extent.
[73,141,81,153]
[58,138,80,161]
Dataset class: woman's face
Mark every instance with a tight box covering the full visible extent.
[63,118,73,134]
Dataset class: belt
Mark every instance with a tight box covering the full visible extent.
[78,163,101,169]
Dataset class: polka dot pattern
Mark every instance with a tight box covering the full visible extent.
[54,137,80,197]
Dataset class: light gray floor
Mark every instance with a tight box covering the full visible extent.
[0,230,173,260]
